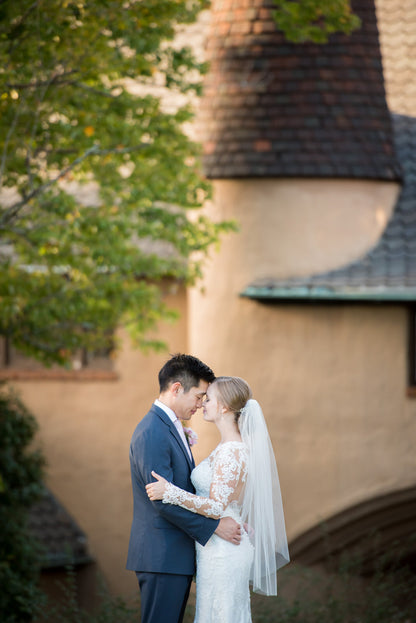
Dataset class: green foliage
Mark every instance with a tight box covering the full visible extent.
[272,0,361,43]
[248,557,416,623]
[0,0,235,365]
[0,386,45,623]
[35,547,416,623]
[39,567,139,623]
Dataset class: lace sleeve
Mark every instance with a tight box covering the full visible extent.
[162,444,248,519]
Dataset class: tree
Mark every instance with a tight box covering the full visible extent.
[0,0,235,366]
[0,1,360,367]
[0,386,45,622]
[273,0,360,43]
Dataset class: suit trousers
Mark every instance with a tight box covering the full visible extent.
[136,571,193,623]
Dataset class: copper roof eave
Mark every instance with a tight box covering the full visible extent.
[240,285,416,303]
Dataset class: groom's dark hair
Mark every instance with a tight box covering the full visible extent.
[158,353,215,393]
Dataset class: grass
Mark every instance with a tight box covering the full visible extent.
[37,552,416,623]
[184,556,415,623]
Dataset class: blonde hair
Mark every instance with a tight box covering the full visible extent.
[213,376,252,422]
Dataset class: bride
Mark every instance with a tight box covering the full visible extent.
[146,376,290,623]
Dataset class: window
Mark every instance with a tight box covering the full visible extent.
[408,306,416,394]
[0,336,117,381]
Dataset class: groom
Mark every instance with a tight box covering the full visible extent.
[126,354,242,623]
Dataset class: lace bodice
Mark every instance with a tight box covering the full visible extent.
[163,441,248,519]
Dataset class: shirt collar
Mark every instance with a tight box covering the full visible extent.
[154,399,178,423]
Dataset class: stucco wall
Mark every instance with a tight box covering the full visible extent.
[7,0,414,597]
[196,178,399,283]
[190,301,416,541]
[10,175,416,597]
[12,286,188,596]
[189,177,415,540]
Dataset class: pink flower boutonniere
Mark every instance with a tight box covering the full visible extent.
[183,426,198,447]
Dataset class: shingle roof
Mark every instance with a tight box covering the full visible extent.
[201,0,401,181]
[241,113,416,302]
[28,488,93,569]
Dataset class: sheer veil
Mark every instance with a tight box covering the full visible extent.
[238,399,290,595]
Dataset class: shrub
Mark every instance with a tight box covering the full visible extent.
[0,386,45,622]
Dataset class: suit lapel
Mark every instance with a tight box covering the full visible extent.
[170,420,194,470]
[151,404,194,470]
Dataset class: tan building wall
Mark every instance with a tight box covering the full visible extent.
[376,0,416,118]
[197,179,399,281]
[190,300,416,540]
[11,286,188,596]
[186,0,416,542]
[6,0,415,599]
[12,178,412,597]
[188,176,415,542]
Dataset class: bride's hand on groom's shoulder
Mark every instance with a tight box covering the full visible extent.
[146,471,168,500]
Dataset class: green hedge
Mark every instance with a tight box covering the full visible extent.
[0,387,45,622]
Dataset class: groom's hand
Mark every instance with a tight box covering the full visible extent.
[215,517,241,545]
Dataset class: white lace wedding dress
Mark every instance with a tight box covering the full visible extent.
[163,441,254,623]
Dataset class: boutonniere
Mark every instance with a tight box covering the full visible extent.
[182,426,198,447]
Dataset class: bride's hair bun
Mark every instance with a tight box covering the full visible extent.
[213,376,252,423]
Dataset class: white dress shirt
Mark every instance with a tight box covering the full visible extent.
[154,399,192,459]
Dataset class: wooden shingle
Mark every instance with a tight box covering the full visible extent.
[201,0,401,180]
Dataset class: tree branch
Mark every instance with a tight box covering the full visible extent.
[0,145,101,226]
[5,1,42,57]
[74,81,119,98]
[0,96,24,188]
[0,143,148,227]
[6,69,79,90]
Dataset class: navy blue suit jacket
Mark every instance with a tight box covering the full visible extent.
[126,404,219,575]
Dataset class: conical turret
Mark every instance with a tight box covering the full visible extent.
[200,0,400,181]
